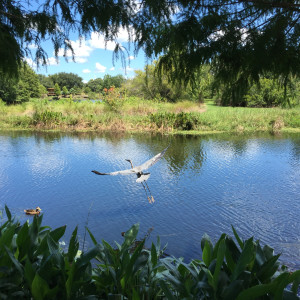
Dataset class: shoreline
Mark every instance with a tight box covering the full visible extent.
[1,126,300,135]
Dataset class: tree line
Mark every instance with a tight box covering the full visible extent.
[1,61,300,107]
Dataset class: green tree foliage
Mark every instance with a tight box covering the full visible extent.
[86,78,104,93]
[38,74,54,89]
[0,63,41,103]
[62,86,69,97]
[50,72,83,90]
[54,83,61,97]
[0,73,17,103]
[125,62,187,102]
[187,65,214,103]
[244,76,300,107]
[19,63,41,98]
[16,80,30,102]
[102,74,125,90]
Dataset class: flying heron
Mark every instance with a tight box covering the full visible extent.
[92,145,169,203]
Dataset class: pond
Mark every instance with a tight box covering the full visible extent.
[0,131,299,269]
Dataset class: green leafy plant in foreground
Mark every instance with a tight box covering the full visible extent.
[0,206,299,299]
[0,206,98,299]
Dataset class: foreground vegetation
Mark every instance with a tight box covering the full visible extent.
[0,98,299,134]
[0,206,299,299]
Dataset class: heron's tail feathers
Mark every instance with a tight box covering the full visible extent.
[136,173,151,183]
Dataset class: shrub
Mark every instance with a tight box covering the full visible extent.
[149,112,199,130]
[32,111,63,125]
[102,86,125,112]
[0,207,299,299]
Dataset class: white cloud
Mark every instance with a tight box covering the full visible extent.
[117,27,130,42]
[75,57,88,63]
[83,69,91,73]
[28,44,38,49]
[47,57,59,65]
[120,66,134,72]
[58,39,92,58]
[89,32,116,51]
[83,79,88,83]
[25,57,34,66]
[95,62,106,73]
[24,56,59,67]
[128,55,135,60]
[109,67,115,71]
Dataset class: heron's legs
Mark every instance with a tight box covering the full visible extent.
[144,181,154,203]
[141,182,152,203]
[126,160,154,204]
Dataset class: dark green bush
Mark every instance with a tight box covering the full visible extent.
[149,112,177,128]
[149,112,199,130]
[0,206,299,299]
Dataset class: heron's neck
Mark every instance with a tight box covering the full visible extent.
[129,161,134,169]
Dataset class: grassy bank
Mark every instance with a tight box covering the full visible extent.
[0,98,299,134]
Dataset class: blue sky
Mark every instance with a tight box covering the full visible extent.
[26,29,147,83]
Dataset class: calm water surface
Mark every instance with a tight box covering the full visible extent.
[0,131,299,268]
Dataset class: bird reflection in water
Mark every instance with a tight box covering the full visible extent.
[92,145,169,203]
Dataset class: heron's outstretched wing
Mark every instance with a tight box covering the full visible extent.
[136,144,170,172]
[92,169,136,176]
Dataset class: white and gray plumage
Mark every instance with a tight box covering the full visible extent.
[92,145,169,203]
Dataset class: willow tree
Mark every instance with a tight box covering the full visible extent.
[1,0,300,105]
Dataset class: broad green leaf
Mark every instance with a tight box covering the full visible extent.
[255,242,266,266]
[47,235,64,268]
[4,245,23,274]
[132,287,140,300]
[213,238,225,289]
[160,280,176,300]
[16,222,30,260]
[201,233,213,252]
[31,273,50,300]
[206,268,214,288]
[225,237,241,264]
[122,223,139,251]
[202,240,213,267]
[291,270,300,294]
[231,238,255,281]
[212,233,226,259]
[50,225,66,242]
[222,280,244,300]
[86,227,98,245]
[257,254,280,282]
[24,258,35,286]
[5,205,11,221]
[76,245,100,268]
[66,262,76,299]
[151,242,158,267]
[0,223,17,249]
[231,226,243,249]
[236,283,272,300]
[273,272,290,300]
[68,226,79,262]
[120,276,125,289]
[126,239,145,276]
[263,244,275,260]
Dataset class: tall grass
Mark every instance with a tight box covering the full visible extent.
[0,98,299,133]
